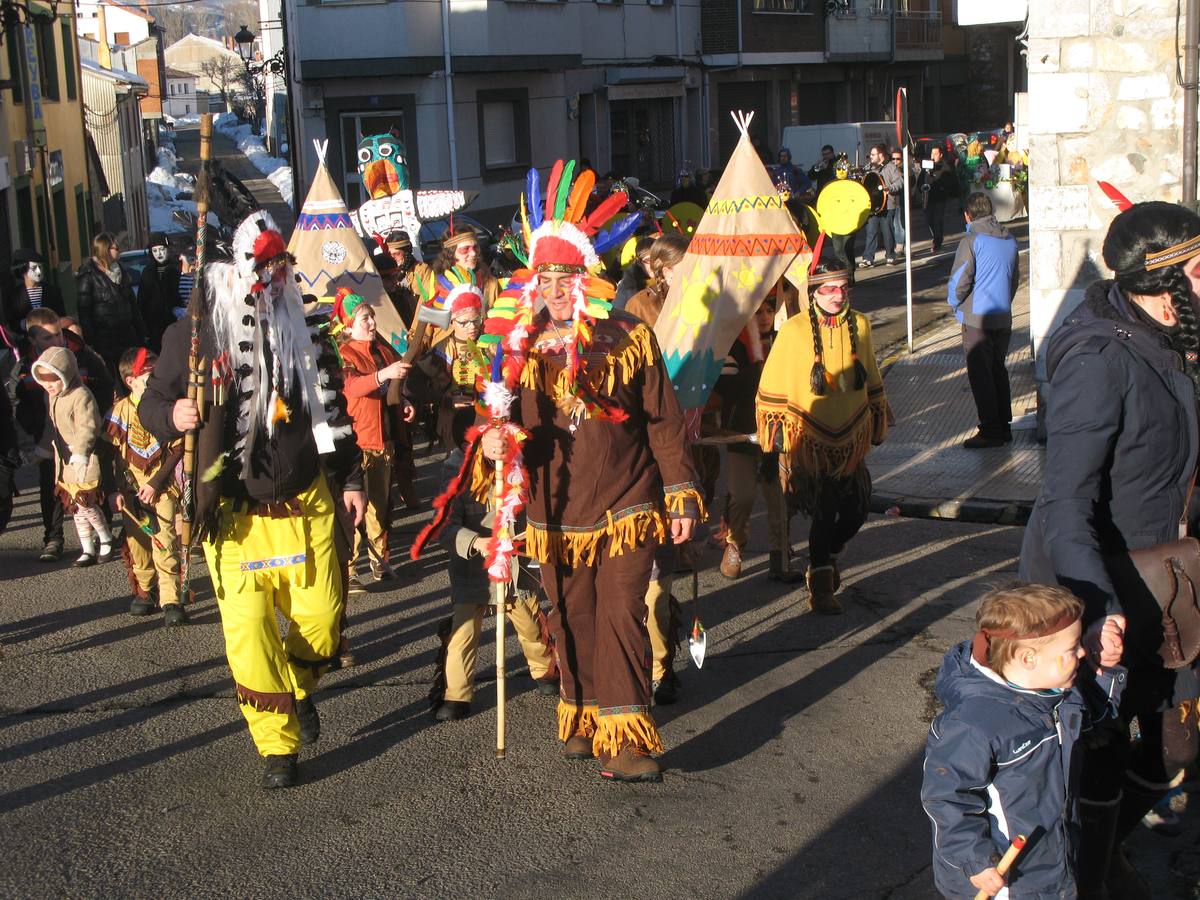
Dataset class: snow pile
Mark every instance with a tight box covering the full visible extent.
[213,112,294,208]
[144,131,214,235]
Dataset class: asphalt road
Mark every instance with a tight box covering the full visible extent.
[1,444,1194,898]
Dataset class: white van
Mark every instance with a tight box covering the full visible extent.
[779,122,899,170]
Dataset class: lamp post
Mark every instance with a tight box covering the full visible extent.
[233,25,263,136]
[233,23,299,203]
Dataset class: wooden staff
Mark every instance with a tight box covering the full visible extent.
[180,113,213,589]
[973,835,1027,900]
[493,455,507,760]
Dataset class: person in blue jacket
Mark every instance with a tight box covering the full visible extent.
[947,192,1021,448]
[922,583,1123,899]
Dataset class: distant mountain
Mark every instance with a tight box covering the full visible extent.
[153,0,259,46]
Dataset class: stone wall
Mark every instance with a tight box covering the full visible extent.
[1027,0,1188,372]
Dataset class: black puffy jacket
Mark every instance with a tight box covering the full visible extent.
[1020,281,1198,665]
[75,259,146,367]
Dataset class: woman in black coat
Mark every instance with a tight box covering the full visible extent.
[1020,202,1200,896]
[76,232,146,371]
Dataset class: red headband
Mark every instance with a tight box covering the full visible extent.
[970,610,1081,668]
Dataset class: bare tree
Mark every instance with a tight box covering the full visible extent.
[198,56,241,113]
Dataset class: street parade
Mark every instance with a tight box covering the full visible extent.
[2,3,1200,895]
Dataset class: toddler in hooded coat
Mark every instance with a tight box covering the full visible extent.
[32,345,114,566]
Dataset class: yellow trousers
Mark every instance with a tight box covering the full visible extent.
[645,576,674,682]
[353,449,392,566]
[444,594,553,703]
[123,472,181,606]
[203,475,343,757]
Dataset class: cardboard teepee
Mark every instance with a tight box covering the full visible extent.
[655,112,810,413]
[289,140,410,353]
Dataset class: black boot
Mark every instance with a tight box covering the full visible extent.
[1105,780,1166,900]
[768,551,804,583]
[261,754,298,789]
[434,700,471,722]
[296,697,320,745]
[1078,795,1119,898]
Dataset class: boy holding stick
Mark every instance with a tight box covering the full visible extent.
[921,584,1124,897]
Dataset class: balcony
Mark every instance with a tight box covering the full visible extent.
[826,0,892,62]
[894,10,943,60]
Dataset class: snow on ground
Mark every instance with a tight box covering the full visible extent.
[145,131,216,236]
[214,112,294,208]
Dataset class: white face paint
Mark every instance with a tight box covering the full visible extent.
[27,262,44,285]
[150,246,169,264]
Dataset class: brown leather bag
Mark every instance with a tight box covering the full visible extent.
[1108,480,1200,669]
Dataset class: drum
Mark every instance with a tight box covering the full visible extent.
[861,170,888,216]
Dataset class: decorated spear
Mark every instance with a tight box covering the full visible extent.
[179,113,213,594]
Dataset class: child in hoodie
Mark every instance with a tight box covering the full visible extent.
[31,345,114,566]
[921,584,1124,899]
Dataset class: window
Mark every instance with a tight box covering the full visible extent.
[35,17,59,102]
[61,21,76,100]
[185,104,191,114]
[753,0,809,10]
[477,89,530,180]
[5,26,23,104]
[114,32,130,46]
[339,111,406,209]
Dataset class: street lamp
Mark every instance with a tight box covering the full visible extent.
[231,23,298,202]
[234,25,256,64]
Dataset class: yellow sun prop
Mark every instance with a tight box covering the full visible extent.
[733,260,763,293]
[671,262,721,342]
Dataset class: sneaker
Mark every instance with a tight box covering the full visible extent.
[563,732,595,760]
[719,542,742,579]
[261,754,298,790]
[337,636,357,669]
[129,595,157,616]
[73,553,97,569]
[38,540,63,563]
[296,696,320,744]
[96,542,116,563]
[370,560,393,582]
[162,603,188,627]
[859,258,875,269]
[885,257,898,266]
[600,746,662,783]
[347,575,367,596]
[962,430,1006,449]
[434,700,470,722]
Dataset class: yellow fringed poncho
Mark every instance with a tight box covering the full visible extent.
[756,303,889,482]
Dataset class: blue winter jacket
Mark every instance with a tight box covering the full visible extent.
[946,215,1020,329]
[921,640,1124,899]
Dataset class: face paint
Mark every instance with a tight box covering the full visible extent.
[151,246,169,264]
[27,263,44,285]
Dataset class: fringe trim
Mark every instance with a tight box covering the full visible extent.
[757,409,874,481]
[526,508,667,566]
[535,606,560,680]
[120,540,148,599]
[235,684,295,715]
[869,397,890,445]
[665,486,708,523]
[56,484,104,513]
[557,700,599,741]
[593,710,664,757]
[518,321,656,399]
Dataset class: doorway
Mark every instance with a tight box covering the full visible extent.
[609,98,676,190]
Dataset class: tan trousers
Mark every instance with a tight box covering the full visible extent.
[123,471,180,606]
[444,594,552,702]
[354,449,393,565]
[725,449,785,552]
[645,575,674,682]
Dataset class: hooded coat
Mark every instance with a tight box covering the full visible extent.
[947,216,1020,329]
[32,345,103,488]
[921,640,1123,899]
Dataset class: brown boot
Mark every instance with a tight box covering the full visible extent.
[563,732,595,760]
[806,565,842,615]
[600,745,662,783]
[719,542,742,579]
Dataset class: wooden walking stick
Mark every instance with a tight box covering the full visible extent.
[972,834,1027,900]
[179,113,213,596]
[493,454,507,759]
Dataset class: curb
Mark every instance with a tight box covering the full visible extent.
[870,493,1031,526]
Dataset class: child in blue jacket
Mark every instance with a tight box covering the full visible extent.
[921,584,1124,898]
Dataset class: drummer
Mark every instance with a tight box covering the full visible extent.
[860,144,896,268]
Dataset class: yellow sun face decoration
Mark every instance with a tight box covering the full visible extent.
[672,263,721,342]
[733,260,763,293]
[815,180,872,236]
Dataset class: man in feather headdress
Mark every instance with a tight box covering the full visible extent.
[476,161,705,782]
[139,211,365,790]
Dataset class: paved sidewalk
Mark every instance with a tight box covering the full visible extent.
[869,284,1042,524]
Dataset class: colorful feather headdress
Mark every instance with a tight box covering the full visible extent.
[481,160,641,422]
[435,265,484,317]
